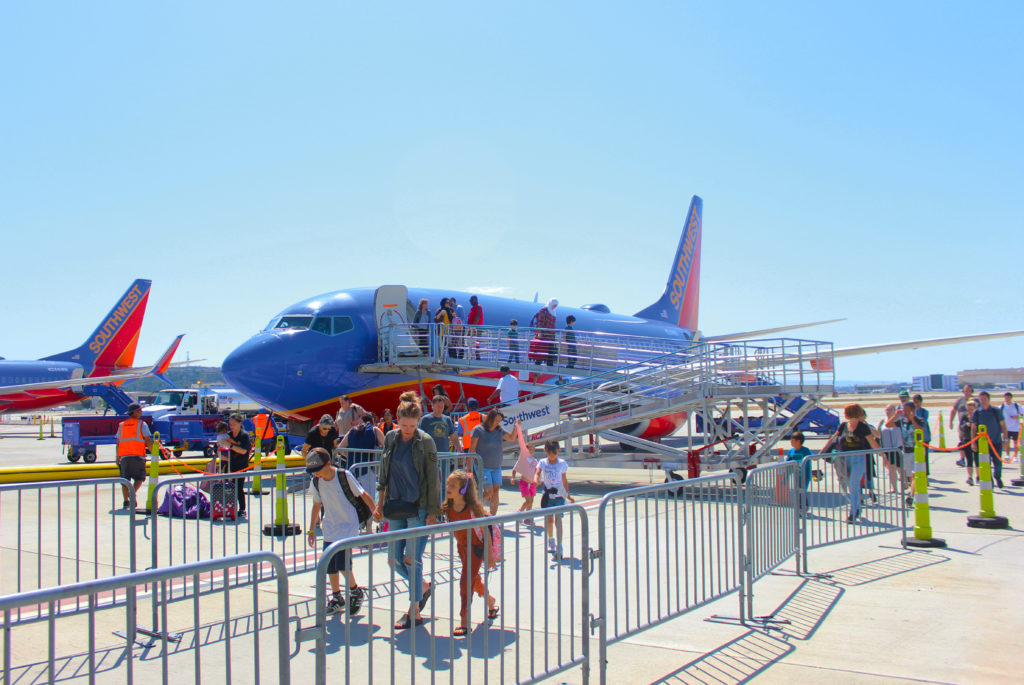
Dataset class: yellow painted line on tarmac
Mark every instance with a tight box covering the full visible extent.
[0,455,306,484]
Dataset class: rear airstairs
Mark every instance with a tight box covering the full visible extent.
[360,323,835,474]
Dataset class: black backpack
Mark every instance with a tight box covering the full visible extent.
[313,470,372,526]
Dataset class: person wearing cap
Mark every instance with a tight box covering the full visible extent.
[303,414,340,459]
[304,447,376,615]
[530,299,558,366]
[458,398,484,451]
[115,403,153,508]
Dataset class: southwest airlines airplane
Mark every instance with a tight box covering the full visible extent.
[0,279,184,413]
[222,195,1024,440]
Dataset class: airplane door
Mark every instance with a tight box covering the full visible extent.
[374,285,410,359]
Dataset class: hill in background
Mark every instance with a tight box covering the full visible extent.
[121,366,224,393]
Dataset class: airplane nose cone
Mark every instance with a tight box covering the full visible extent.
[222,334,287,408]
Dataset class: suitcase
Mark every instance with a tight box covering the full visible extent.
[208,459,238,521]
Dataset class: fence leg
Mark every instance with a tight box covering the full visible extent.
[967,427,1009,529]
[906,430,947,547]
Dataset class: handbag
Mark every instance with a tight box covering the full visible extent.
[382,499,419,519]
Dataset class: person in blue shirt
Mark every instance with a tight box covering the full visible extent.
[785,431,813,487]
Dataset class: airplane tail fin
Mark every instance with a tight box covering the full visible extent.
[43,279,153,376]
[633,195,702,332]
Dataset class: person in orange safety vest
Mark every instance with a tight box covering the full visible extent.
[116,403,153,509]
[459,398,484,451]
[253,409,276,453]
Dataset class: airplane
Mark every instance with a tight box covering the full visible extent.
[221,196,1024,439]
[0,279,186,413]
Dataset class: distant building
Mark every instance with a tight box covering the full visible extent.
[912,374,959,392]
[958,368,1024,390]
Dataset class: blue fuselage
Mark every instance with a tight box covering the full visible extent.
[222,287,692,420]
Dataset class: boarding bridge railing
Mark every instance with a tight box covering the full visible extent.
[480,336,833,451]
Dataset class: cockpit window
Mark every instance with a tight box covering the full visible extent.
[332,316,354,335]
[311,317,332,335]
[274,316,313,330]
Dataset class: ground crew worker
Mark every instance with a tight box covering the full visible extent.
[116,403,153,509]
[253,408,276,453]
[459,398,484,451]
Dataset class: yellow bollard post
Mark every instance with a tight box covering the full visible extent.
[937,411,946,450]
[251,439,264,496]
[967,426,1009,528]
[37,420,44,440]
[905,429,947,548]
[263,434,301,536]
[143,432,162,514]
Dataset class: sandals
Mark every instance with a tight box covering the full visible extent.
[487,605,500,620]
[394,613,425,630]
[453,625,469,637]
[418,582,433,610]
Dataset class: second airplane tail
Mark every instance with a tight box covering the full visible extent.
[634,195,702,333]
[42,279,153,376]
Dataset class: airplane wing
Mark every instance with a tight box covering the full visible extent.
[833,330,1024,358]
[0,335,185,397]
[701,318,846,342]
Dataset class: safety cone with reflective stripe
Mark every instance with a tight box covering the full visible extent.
[905,429,947,548]
[1012,439,1024,487]
[937,412,946,450]
[250,441,265,496]
[142,432,161,514]
[263,434,301,536]
[967,426,1009,529]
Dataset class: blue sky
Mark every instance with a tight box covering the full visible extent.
[2,2,1021,381]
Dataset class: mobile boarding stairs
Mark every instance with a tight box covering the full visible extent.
[362,323,837,474]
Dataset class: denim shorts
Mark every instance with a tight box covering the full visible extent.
[481,468,503,488]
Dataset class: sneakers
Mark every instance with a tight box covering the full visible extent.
[967,477,974,486]
[956,458,965,467]
[348,586,365,615]
[326,593,344,615]
[555,542,563,560]
[546,538,557,554]
[996,478,1004,488]
[122,500,130,509]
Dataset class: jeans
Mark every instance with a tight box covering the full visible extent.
[847,454,865,518]
[388,509,428,602]
[989,442,1004,481]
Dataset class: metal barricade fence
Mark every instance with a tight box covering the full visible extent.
[739,461,800,622]
[798,449,908,574]
[596,472,742,685]
[0,477,138,623]
[149,468,315,599]
[301,506,591,685]
[0,551,291,685]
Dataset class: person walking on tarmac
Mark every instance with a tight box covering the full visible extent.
[226,414,252,516]
[459,398,484,452]
[972,391,1008,488]
[116,403,153,509]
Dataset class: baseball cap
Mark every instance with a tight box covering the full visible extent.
[467,397,479,409]
[305,447,330,473]
[318,414,334,427]
[898,389,910,397]
[126,403,142,414]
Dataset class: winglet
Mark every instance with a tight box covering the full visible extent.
[634,195,702,332]
[153,335,185,375]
